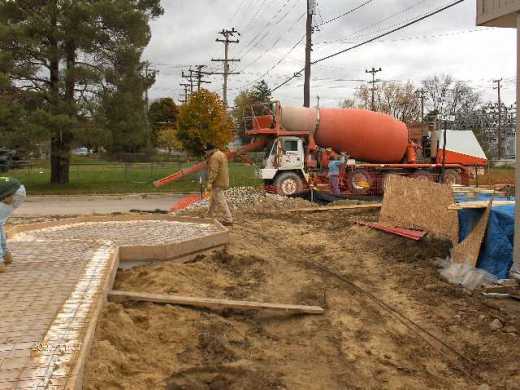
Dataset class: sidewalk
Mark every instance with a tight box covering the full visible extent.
[13,194,185,217]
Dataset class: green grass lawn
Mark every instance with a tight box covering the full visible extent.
[471,167,515,186]
[7,162,262,195]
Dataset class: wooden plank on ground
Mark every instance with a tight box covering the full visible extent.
[108,290,325,314]
[286,203,382,213]
[448,200,514,210]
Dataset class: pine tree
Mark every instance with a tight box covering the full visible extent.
[0,0,163,183]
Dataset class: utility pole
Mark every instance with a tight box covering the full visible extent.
[192,65,212,92]
[212,28,240,108]
[494,78,503,160]
[182,68,195,94]
[143,63,155,148]
[415,88,426,123]
[365,67,382,111]
[304,0,316,108]
[179,83,190,104]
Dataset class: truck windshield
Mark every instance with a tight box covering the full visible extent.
[284,140,298,152]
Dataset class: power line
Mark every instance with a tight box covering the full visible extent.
[237,0,295,58]
[244,34,305,91]
[239,11,306,74]
[320,27,487,45]
[318,0,433,45]
[318,0,375,27]
[229,0,252,25]
[272,0,465,93]
[236,0,275,53]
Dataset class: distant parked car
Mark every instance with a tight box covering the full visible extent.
[0,148,17,172]
[73,147,90,156]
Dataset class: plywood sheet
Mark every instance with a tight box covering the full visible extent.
[379,175,459,243]
[451,200,492,266]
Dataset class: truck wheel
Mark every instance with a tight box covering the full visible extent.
[443,170,462,185]
[347,169,375,195]
[274,172,304,196]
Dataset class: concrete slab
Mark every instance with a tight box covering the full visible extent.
[0,216,229,389]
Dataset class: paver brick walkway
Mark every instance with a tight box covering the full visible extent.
[0,217,228,389]
[0,240,117,389]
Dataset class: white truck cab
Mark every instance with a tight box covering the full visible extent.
[258,137,308,195]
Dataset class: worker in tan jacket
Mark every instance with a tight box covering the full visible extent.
[204,144,233,226]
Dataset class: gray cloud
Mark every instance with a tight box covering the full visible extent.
[145,0,516,107]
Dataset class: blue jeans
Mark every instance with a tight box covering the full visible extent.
[329,175,340,195]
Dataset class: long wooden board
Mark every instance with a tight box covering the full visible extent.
[449,200,514,210]
[286,204,382,213]
[109,290,325,314]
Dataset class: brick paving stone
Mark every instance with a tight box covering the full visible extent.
[13,220,221,247]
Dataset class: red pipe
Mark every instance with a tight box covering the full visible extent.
[153,139,268,188]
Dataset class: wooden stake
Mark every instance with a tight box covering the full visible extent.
[109,290,325,314]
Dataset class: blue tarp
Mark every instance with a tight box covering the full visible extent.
[456,193,515,279]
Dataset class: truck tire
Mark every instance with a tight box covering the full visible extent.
[443,170,462,185]
[347,169,375,195]
[274,172,304,196]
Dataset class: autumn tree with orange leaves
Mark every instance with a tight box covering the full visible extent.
[176,89,234,156]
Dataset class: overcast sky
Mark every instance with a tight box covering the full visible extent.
[144,0,517,109]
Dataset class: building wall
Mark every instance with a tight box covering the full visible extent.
[477,0,520,27]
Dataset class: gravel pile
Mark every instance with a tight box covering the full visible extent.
[184,186,315,213]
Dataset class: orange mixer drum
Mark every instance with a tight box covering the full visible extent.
[316,108,409,163]
[280,106,409,163]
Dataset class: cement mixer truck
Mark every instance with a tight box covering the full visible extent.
[154,101,487,196]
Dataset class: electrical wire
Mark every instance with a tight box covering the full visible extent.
[320,27,487,45]
[237,0,296,59]
[318,0,375,27]
[271,0,466,93]
[245,33,305,91]
[318,0,433,45]
[228,0,253,26]
[240,11,306,74]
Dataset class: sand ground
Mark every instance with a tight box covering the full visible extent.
[80,205,520,390]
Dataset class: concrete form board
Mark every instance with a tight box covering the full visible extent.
[9,215,229,263]
[1,215,229,389]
